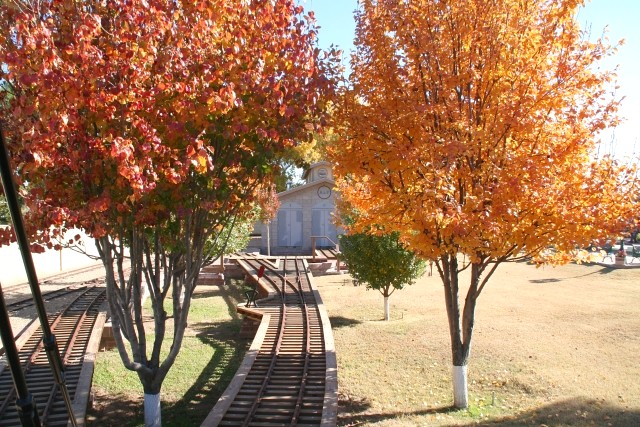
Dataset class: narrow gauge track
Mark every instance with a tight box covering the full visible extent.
[217,257,326,427]
[2,263,104,293]
[5,285,89,314]
[0,285,107,426]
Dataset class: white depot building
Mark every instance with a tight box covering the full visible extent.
[261,161,342,255]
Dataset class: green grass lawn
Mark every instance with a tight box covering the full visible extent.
[88,279,250,426]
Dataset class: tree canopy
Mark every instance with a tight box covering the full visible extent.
[1,0,337,247]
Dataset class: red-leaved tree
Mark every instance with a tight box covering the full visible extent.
[0,0,338,424]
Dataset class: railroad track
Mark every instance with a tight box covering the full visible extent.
[0,285,107,426]
[2,263,105,293]
[209,257,327,427]
[5,285,89,314]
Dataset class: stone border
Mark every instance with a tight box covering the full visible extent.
[200,312,271,427]
[201,258,279,426]
[69,309,108,427]
[0,301,107,427]
[302,259,338,427]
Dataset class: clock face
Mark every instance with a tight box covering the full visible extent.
[318,185,331,199]
[318,168,328,179]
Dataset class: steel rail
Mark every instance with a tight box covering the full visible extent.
[5,286,88,314]
[0,287,98,417]
[291,261,311,427]
[239,259,289,427]
[40,288,105,425]
[0,286,106,426]
[236,257,314,427]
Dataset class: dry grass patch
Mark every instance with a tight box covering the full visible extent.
[314,261,640,426]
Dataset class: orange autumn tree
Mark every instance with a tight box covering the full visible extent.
[1,0,337,424]
[331,0,638,409]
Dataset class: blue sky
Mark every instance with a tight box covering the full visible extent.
[300,0,639,159]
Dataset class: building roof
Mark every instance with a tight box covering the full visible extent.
[277,177,335,200]
[301,161,331,181]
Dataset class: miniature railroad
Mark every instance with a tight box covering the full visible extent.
[5,285,89,314]
[0,285,107,426]
[203,256,337,427]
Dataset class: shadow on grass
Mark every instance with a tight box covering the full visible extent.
[451,398,640,426]
[529,278,561,284]
[528,264,617,284]
[595,265,633,274]
[338,391,457,426]
[340,397,640,427]
[330,315,362,329]
[88,277,250,426]
[161,278,251,425]
[338,402,456,426]
[192,277,247,321]
[162,324,249,426]
[191,289,225,299]
[86,395,144,427]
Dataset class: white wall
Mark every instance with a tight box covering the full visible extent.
[0,228,101,286]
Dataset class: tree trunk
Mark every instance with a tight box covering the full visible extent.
[439,254,477,409]
[452,365,468,408]
[383,295,390,321]
[144,392,161,427]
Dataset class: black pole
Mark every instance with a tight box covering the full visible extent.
[0,281,41,426]
[0,124,77,426]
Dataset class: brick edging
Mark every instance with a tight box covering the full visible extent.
[303,259,338,427]
[200,312,271,427]
[69,309,108,427]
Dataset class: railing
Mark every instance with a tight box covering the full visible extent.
[310,234,339,251]
[310,235,341,270]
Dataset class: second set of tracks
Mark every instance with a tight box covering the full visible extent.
[207,257,329,427]
[0,284,107,426]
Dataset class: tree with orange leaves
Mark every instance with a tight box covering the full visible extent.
[331,0,638,409]
[1,0,337,423]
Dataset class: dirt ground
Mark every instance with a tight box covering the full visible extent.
[312,260,640,426]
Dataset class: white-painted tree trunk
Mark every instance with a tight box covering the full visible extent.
[452,365,468,408]
[384,295,390,321]
[144,393,161,427]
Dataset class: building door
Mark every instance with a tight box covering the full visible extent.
[277,203,303,247]
[312,207,337,247]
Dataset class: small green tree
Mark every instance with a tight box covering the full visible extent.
[339,230,426,320]
[204,199,276,259]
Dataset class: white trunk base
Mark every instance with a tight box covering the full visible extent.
[452,365,468,408]
[144,393,161,427]
[384,296,390,321]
